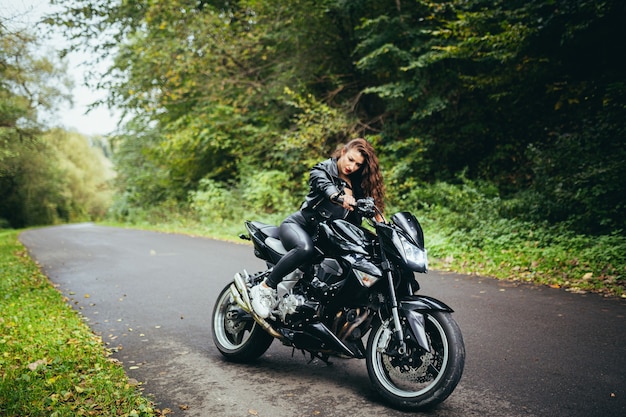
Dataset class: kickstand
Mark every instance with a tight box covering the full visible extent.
[308,351,333,366]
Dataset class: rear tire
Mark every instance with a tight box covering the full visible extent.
[366,311,465,410]
[212,283,273,362]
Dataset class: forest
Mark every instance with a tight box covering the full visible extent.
[2,0,625,296]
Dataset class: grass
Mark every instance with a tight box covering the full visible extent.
[421,215,626,298]
[0,230,158,417]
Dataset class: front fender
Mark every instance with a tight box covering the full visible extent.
[399,295,454,351]
[400,295,454,313]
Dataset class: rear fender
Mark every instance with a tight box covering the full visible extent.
[400,295,454,351]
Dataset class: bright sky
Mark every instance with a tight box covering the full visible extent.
[1,0,120,136]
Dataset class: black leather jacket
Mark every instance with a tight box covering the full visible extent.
[299,158,363,226]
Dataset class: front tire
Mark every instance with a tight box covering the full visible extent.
[366,311,465,410]
[212,283,273,362]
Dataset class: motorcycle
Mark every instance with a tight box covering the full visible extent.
[211,197,465,411]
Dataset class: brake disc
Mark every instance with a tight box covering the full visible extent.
[382,351,435,383]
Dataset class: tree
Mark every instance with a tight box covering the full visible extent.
[47,0,626,233]
[1,20,110,227]
[349,0,626,232]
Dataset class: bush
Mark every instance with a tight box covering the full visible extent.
[404,181,626,297]
[189,179,243,223]
[241,170,300,215]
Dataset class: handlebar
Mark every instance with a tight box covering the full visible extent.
[333,194,381,221]
[354,197,379,219]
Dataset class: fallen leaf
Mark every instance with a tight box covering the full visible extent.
[248,410,259,416]
[179,404,189,410]
[27,359,47,371]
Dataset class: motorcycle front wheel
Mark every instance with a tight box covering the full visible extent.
[366,311,465,411]
[211,283,273,362]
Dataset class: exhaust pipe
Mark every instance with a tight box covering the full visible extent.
[231,272,285,341]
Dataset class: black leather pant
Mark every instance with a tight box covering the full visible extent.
[265,212,316,289]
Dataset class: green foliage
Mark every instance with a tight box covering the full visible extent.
[45,129,114,220]
[189,170,300,224]
[39,0,626,235]
[1,26,48,179]
[406,180,625,297]
[0,129,113,228]
[108,123,171,211]
[521,105,626,234]
[241,170,300,215]
[277,88,356,173]
[349,0,626,234]
[189,179,244,223]
[0,231,156,416]
[0,25,71,132]
[0,22,109,228]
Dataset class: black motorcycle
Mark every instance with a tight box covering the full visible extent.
[211,197,465,411]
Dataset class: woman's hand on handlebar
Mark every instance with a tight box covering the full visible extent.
[331,192,356,211]
[341,195,356,211]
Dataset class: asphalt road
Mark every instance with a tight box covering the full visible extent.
[19,224,626,417]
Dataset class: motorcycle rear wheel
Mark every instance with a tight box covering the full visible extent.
[212,283,273,362]
[366,311,465,410]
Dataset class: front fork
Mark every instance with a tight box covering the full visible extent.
[383,261,409,355]
[378,245,447,355]
[377,307,430,354]
[378,294,455,353]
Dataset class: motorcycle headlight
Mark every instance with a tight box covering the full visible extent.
[399,234,428,272]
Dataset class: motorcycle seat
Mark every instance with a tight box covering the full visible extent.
[265,237,287,255]
[250,221,280,239]
[248,221,287,254]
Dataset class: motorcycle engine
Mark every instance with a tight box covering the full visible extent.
[276,293,306,321]
[276,291,320,325]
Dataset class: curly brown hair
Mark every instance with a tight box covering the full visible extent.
[333,138,386,213]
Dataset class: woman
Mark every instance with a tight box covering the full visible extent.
[250,138,386,318]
